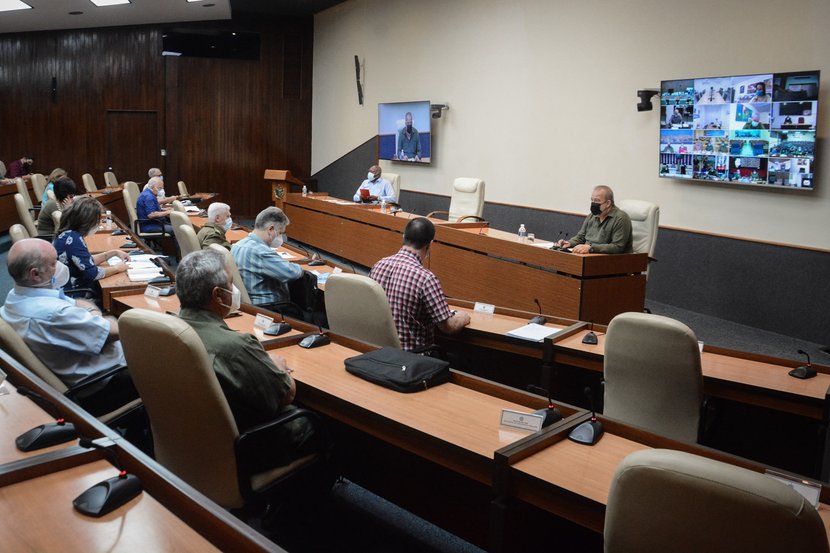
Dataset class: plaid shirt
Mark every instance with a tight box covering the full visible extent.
[369,248,452,351]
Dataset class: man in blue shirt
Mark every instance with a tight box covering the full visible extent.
[353,165,397,203]
[231,207,304,315]
[0,239,137,415]
[136,176,174,233]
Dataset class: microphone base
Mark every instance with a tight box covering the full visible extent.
[16,421,77,452]
[568,418,604,445]
[788,365,817,379]
[533,407,562,427]
[581,331,599,345]
[528,316,546,326]
[74,473,142,517]
[264,322,292,336]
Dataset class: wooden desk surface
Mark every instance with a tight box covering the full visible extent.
[0,459,220,553]
[0,381,73,465]
[557,329,830,402]
[454,305,567,336]
[269,343,537,462]
[84,230,134,254]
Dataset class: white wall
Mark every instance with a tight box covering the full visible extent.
[313,0,830,249]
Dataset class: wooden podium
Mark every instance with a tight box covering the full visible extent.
[264,169,305,210]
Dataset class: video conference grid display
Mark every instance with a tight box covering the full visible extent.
[659,71,819,189]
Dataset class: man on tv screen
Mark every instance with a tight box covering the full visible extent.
[743,113,766,130]
[397,112,422,161]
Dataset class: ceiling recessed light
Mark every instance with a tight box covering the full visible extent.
[90,0,130,6]
[69,10,83,14]
[203,3,215,6]
[186,0,203,2]
[0,0,32,13]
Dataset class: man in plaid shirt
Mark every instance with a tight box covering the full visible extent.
[370,218,471,350]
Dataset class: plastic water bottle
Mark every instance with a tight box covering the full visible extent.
[104,210,112,230]
[302,185,308,197]
[518,224,527,243]
[380,199,387,213]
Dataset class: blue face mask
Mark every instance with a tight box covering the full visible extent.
[223,217,233,231]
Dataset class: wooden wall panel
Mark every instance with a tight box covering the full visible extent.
[0,17,313,218]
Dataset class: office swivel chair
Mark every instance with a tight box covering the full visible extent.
[172,221,201,258]
[14,193,38,237]
[15,177,34,212]
[30,173,47,202]
[177,180,189,197]
[208,244,252,303]
[0,318,142,425]
[170,200,187,214]
[122,184,170,246]
[605,449,829,553]
[119,309,330,512]
[9,223,30,244]
[123,180,140,203]
[326,273,401,348]
[426,177,486,222]
[81,173,98,193]
[0,160,5,178]
[603,312,703,443]
[103,171,118,189]
[383,172,401,202]
[617,199,659,279]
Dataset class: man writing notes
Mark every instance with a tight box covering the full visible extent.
[555,185,633,254]
[353,165,397,203]
[370,217,470,351]
[232,207,303,316]
[397,112,422,161]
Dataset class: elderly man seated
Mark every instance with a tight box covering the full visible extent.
[0,238,138,415]
[197,202,233,250]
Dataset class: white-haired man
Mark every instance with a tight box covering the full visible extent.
[197,202,233,250]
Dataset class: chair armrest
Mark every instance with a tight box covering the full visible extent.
[133,218,169,237]
[65,364,129,399]
[425,210,449,220]
[457,215,486,223]
[235,407,328,477]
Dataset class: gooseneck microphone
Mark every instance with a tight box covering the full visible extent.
[529,298,546,326]
[264,308,292,336]
[789,349,817,379]
[526,384,562,427]
[568,386,604,445]
[73,438,143,517]
[582,321,599,345]
[15,386,78,451]
[549,230,566,250]
[299,324,331,349]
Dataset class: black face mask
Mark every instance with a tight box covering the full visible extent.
[590,202,603,216]
[406,124,413,133]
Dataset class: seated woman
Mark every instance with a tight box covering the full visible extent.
[37,176,77,238]
[53,196,129,299]
[41,167,67,204]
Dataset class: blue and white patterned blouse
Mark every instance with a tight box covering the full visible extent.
[53,230,105,291]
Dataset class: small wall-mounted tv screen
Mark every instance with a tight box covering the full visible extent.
[378,101,431,164]
[659,70,819,190]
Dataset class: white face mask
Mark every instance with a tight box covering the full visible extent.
[367,172,376,181]
[218,284,241,313]
[271,230,284,248]
[223,216,233,231]
[35,261,69,289]
[157,188,166,199]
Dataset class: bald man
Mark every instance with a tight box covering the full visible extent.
[0,239,137,415]
[556,185,633,254]
[353,165,397,203]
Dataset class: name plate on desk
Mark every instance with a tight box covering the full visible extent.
[144,285,161,299]
[500,409,544,432]
[254,314,274,330]
[474,302,495,314]
[765,469,821,508]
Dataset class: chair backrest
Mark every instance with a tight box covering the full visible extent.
[30,173,47,201]
[14,193,37,237]
[604,312,702,442]
[9,223,29,243]
[46,188,56,201]
[383,172,401,200]
[82,173,97,193]
[122,184,139,231]
[0,160,5,178]
[124,180,140,203]
[618,198,659,260]
[104,171,118,188]
[173,221,201,258]
[170,209,193,230]
[171,200,187,214]
[52,210,62,231]
[448,177,485,222]
[208,244,251,303]
[326,273,401,348]
[178,180,189,197]
[119,309,243,508]
[0,317,68,392]
[15,178,32,210]
[605,449,830,553]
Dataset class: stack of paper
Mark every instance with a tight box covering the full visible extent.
[127,267,164,282]
[505,323,558,342]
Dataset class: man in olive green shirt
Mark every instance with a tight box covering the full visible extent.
[176,249,314,464]
[557,185,633,254]
[196,202,232,250]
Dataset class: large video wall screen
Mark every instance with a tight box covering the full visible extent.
[659,70,819,190]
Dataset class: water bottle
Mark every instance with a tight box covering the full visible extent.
[105,210,112,230]
[380,199,387,213]
[302,185,308,197]
[518,224,527,243]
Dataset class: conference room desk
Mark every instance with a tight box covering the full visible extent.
[85,186,127,223]
[0,351,286,552]
[492,414,830,550]
[282,193,648,324]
